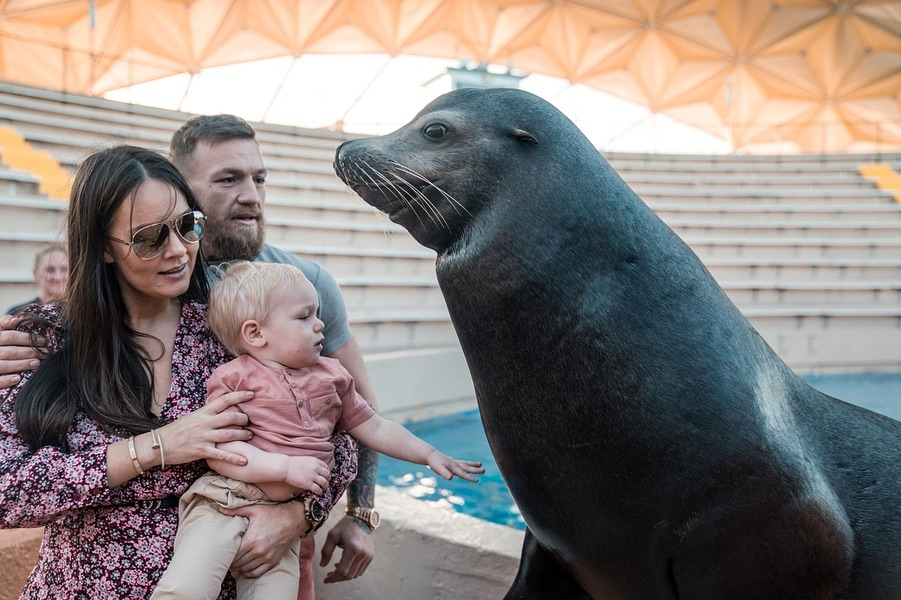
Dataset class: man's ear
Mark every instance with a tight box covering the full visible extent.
[240,320,267,348]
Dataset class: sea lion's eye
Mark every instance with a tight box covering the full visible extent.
[423,123,448,140]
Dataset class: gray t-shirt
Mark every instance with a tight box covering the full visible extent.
[205,244,352,357]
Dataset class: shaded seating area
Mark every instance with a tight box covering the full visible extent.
[1,79,898,373]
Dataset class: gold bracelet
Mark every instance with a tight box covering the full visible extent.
[127,436,144,475]
[150,429,165,470]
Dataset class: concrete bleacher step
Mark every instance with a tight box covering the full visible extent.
[0,80,351,165]
[346,307,899,372]
[0,109,171,154]
[605,150,900,172]
[0,196,67,235]
[650,203,901,222]
[266,194,901,227]
[348,308,460,352]
[266,217,901,259]
[633,186,895,204]
[265,218,423,251]
[0,165,43,197]
[684,237,901,259]
[338,277,900,312]
[338,277,447,310]
[722,282,901,306]
[667,219,901,238]
[704,257,901,281]
[614,171,881,190]
[264,196,380,222]
[290,245,436,277]
[294,238,901,279]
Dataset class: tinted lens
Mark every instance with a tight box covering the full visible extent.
[131,223,169,258]
[176,211,205,243]
[125,211,204,259]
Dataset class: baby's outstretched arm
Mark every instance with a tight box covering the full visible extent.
[208,441,331,494]
[348,415,484,482]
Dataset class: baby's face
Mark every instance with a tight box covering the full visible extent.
[258,279,325,369]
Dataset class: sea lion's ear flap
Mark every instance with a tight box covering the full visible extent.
[512,128,539,146]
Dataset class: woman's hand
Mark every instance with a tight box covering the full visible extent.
[159,390,255,467]
[108,390,255,487]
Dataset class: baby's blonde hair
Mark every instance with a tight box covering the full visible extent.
[208,261,309,356]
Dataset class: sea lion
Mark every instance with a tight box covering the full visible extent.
[334,88,901,599]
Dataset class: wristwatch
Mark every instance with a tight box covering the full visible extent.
[302,496,326,537]
[345,505,380,531]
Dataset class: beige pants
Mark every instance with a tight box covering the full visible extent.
[151,472,300,600]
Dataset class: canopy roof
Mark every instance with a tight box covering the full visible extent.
[1,0,899,152]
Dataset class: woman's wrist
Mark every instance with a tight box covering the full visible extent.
[131,430,166,473]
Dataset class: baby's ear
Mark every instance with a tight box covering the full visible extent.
[240,320,266,348]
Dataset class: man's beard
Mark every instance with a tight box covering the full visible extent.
[204,217,265,261]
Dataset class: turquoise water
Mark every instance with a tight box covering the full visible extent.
[377,372,901,530]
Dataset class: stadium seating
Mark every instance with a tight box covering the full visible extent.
[0,79,898,372]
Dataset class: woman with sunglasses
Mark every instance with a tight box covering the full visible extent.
[0,146,352,599]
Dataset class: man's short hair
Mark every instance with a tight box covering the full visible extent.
[208,261,309,356]
[169,114,257,173]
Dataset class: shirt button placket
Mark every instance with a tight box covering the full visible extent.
[285,371,307,421]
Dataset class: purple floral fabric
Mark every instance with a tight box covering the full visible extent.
[0,301,354,599]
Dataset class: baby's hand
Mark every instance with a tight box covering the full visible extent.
[285,456,331,494]
[427,451,485,483]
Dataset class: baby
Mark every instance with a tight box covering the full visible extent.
[152,261,483,599]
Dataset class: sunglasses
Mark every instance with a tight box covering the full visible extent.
[109,210,207,260]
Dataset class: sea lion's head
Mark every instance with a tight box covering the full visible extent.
[334,88,596,253]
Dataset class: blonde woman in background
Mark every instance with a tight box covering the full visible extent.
[5,243,69,315]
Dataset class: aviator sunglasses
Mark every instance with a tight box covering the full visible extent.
[108,210,207,260]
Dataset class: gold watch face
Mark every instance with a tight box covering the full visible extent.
[368,510,380,528]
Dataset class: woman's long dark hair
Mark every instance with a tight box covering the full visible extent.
[15,145,209,450]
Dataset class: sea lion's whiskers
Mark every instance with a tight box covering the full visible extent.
[390,174,450,229]
[389,161,471,217]
[360,158,450,229]
[347,160,420,233]
[359,160,433,229]
[371,161,450,228]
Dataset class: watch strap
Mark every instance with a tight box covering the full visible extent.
[301,497,325,537]
[345,505,379,530]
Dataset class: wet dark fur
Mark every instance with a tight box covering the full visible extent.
[334,88,901,599]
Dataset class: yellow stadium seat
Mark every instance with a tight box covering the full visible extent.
[859,164,901,203]
[0,125,70,200]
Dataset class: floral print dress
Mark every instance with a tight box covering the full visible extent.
[0,301,357,599]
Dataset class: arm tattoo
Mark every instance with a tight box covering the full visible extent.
[347,439,378,509]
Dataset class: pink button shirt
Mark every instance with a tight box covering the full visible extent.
[207,354,375,470]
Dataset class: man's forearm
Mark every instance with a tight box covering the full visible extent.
[347,439,378,508]
[329,336,380,509]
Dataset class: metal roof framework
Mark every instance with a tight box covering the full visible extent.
[1,0,899,152]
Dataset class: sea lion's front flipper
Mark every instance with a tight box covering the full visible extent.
[505,528,590,600]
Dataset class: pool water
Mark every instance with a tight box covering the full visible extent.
[376,372,901,530]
